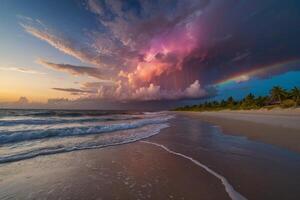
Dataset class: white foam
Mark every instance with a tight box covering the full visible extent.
[141,141,247,200]
[0,115,174,144]
[0,124,170,164]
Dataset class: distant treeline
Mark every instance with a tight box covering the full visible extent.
[174,86,300,111]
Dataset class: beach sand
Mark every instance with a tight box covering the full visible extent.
[0,142,230,200]
[1,113,300,200]
[180,109,300,153]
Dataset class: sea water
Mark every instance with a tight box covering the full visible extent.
[0,109,173,163]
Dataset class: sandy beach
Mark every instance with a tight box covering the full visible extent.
[0,142,231,200]
[181,109,300,153]
[1,113,300,200]
[2,0,300,199]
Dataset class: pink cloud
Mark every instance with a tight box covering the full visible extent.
[184,80,207,98]
[20,2,211,102]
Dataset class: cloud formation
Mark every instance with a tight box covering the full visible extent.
[52,87,94,94]
[0,66,45,74]
[185,80,207,98]
[37,59,106,79]
[20,0,300,102]
[21,24,100,66]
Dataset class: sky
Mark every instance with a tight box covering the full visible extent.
[0,0,300,109]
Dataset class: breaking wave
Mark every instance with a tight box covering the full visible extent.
[0,110,173,164]
[0,115,173,144]
[0,124,169,164]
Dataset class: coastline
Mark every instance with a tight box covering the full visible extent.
[1,113,300,199]
[0,141,232,200]
[177,108,300,153]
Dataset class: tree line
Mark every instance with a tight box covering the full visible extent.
[174,86,300,111]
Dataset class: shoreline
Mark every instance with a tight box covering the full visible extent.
[0,141,232,200]
[176,109,300,153]
[1,113,300,199]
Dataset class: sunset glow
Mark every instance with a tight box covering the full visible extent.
[0,0,300,109]
[1,2,300,199]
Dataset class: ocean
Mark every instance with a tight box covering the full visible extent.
[0,109,173,163]
[1,110,300,199]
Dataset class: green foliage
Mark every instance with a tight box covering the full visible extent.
[240,93,257,109]
[270,86,287,103]
[173,86,300,111]
[255,96,269,107]
[280,99,296,108]
[290,87,300,107]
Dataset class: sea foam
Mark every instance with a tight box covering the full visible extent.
[0,115,174,144]
[142,141,247,200]
[0,124,169,164]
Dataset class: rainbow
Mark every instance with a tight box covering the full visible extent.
[215,58,300,87]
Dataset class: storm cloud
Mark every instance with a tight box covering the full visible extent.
[21,0,300,101]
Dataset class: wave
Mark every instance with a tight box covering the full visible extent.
[0,115,174,144]
[0,124,169,164]
[22,110,112,117]
[0,109,143,118]
[142,141,247,200]
[0,115,141,126]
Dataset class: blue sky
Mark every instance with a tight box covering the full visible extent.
[216,71,300,101]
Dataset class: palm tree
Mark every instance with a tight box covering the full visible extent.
[226,96,235,107]
[291,87,300,107]
[240,93,256,109]
[245,93,255,101]
[255,96,268,107]
[220,100,227,107]
[270,86,286,103]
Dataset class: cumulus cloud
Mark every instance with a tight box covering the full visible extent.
[16,97,29,104]
[120,80,208,101]
[50,80,117,99]
[19,1,210,101]
[37,59,106,79]
[18,0,300,103]
[184,80,207,98]
[51,79,208,101]
[133,84,161,100]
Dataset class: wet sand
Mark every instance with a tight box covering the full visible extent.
[181,110,300,153]
[0,142,230,200]
[1,114,300,200]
